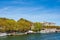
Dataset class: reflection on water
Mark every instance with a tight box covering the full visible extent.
[0,33,60,40]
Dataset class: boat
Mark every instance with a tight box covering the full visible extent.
[0,33,7,36]
[26,30,38,34]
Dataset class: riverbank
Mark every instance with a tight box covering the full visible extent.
[8,33,27,36]
[0,32,59,36]
[0,32,60,40]
[0,28,60,36]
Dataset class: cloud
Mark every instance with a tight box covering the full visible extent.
[0,6,60,20]
[1,6,57,19]
[11,1,27,4]
[0,0,60,25]
[0,6,60,25]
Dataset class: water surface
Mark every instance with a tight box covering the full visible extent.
[0,33,60,40]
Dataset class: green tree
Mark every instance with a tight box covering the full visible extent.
[33,22,42,32]
[17,18,32,32]
[0,18,17,32]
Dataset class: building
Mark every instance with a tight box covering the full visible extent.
[30,24,35,30]
[40,22,56,26]
[40,28,57,33]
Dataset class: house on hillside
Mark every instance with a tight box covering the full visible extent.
[30,24,35,30]
[0,26,3,29]
[40,22,56,26]
[40,28,57,33]
[0,26,5,32]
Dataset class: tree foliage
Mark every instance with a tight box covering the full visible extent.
[0,18,17,32]
[0,18,59,33]
[17,18,32,32]
[33,22,42,31]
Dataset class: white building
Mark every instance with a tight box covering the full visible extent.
[40,22,56,26]
[40,28,57,33]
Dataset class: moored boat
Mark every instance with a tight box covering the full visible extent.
[0,33,7,36]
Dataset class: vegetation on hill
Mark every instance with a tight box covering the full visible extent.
[17,18,32,32]
[32,22,42,32]
[0,18,60,33]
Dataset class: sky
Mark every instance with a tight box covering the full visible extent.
[0,0,60,26]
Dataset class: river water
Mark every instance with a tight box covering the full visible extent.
[0,33,60,40]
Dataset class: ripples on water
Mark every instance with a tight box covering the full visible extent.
[0,33,60,40]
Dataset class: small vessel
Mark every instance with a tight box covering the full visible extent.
[26,30,35,34]
[0,33,7,36]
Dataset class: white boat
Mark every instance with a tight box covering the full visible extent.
[27,30,34,33]
[0,33,7,36]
